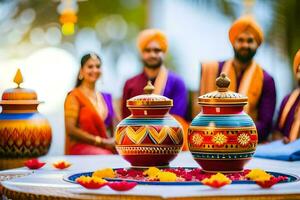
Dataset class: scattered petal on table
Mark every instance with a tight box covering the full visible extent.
[256,177,285,189]
[157,171,178,182]
[108,181,137,191]
[24,158,46,170]
[245,169,272,181]
[92,168,116,178]
[76,176,107,189]
[53,160,71,169]
[201,173,231,188]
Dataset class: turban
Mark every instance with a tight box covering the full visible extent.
[293,49,300,76]
[137,29,168,53]
[229,15,264,46]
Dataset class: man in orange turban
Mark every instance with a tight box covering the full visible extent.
[122,28,188,118]
[293,50,300,76]
[137,29,168,53]
[121,29,189,149]
[122,29,188,149]
[229,15,264,47]
[273,50,300,143]
[199,16,276,143]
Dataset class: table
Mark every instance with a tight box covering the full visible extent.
[1,152,300,200]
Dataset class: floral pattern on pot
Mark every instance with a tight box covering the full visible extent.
[188,73,258,173]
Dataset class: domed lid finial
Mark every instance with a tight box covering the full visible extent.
[143,80,155,94]
[13,68,23,88]
[1,68,41,104]
[216,72,230,92]
[198,72,248,105]
[127,80,172,108]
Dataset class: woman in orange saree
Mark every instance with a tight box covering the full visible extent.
[64,53,116,155]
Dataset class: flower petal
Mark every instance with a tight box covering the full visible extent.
[108,181,137,191]
[24,159,46,170]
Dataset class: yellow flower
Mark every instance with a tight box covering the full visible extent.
[76,175,107,184]
[245,169,272,181]
[157,172,177,182]
[212,133,227,146]
[192,134,203,146]
[92,168,116,179]
[92,176,108,184]
[202,173,231,184]
[76,175,91,183]
[237,133,251,146]
[143,167,161,179]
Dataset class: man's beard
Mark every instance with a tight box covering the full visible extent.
[143,58,163,69]
[234,48,257,63]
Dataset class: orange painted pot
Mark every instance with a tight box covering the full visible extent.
[0,69,52,169]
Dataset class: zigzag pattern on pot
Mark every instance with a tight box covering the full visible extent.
[0,122,52,157]
[115,125,182,145]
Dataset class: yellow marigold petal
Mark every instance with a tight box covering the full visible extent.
[202,173,231,184]
[76,175,92,183]
[92,177,107,184]
[92,168,116,178]
[157,172,177,182]
[143,167,161,178]
[246,169,272,181]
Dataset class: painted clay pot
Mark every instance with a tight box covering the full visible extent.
[0,69,52,169]
[188,73,258,172]
[115,81,183,167]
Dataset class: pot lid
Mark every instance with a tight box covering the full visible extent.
[0,69,41,105]
[198,73,248,105]
[127,81,173,108]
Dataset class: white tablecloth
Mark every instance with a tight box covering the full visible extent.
[1,152,300,198]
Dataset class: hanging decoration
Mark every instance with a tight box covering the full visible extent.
[57,0,78,36]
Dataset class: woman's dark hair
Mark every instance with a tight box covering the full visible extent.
[75,53,101,87]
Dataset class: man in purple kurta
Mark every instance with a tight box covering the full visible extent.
[199,16,276,143]
[122,71,187,119]
[216,61,276,142]
[122,29,188,121]
[273,50,300,143]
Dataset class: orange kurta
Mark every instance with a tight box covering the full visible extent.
[200,60,264,121]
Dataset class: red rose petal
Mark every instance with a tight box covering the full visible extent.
[116,169,128,176]
[24,159,46,170]
[108,181,137,191]
[127,169,143,177]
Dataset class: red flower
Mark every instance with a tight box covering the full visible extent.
[76,176,107,189]
[53,160,71,169]
[127,169,143,177]
[243,169,251,175]
[255,177,285,188]
[116,169,128,176]
[190,168,204,177]
[202,180,230,188]
[108,181,137,191]
[182,173,193,181]
[201,173,231,188]
[195,174,211,181]
[78,181,107,189]
[24,159,45,169]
